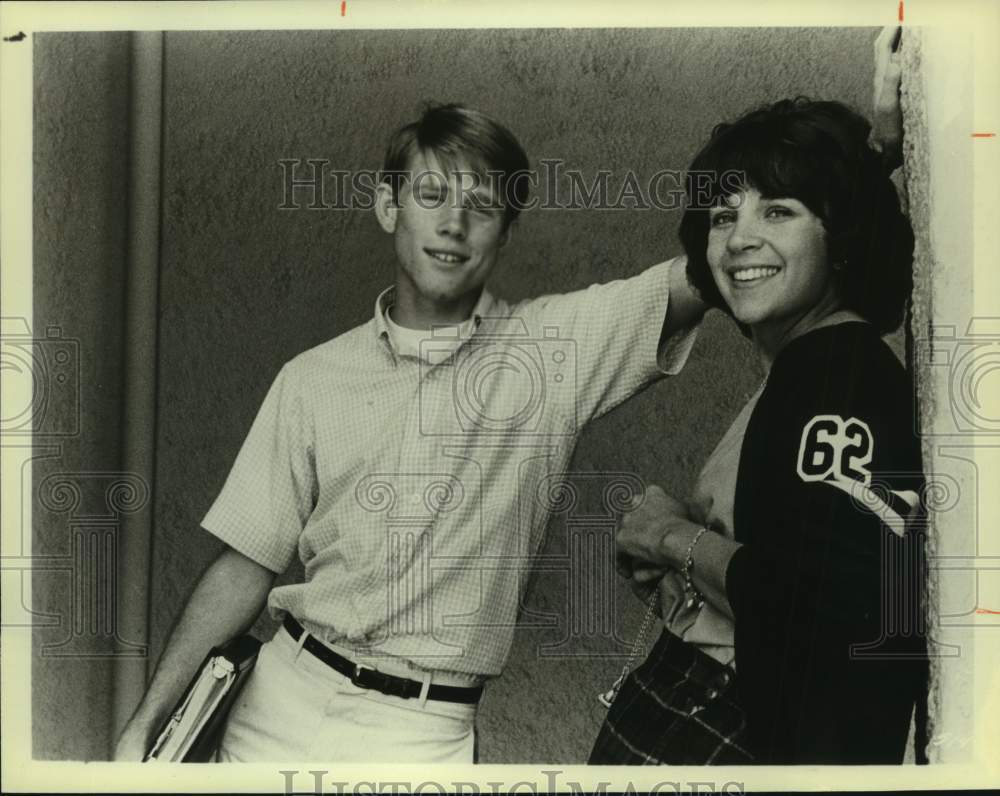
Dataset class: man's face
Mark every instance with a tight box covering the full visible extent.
[376,149,510,327]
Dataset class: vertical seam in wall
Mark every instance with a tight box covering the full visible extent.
[111,29,164,745]
[146,29,168,684]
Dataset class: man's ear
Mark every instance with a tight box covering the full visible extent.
[374,182,398,234]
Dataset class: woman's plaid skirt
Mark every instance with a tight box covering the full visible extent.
[589,630,754,765]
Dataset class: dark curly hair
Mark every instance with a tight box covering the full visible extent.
[679,98,914,335]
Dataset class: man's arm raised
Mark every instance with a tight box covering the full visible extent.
[660,255,706,345]
[112,545,276,761]
[871,25,904,172]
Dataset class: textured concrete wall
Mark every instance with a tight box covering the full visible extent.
[900,27,977,764]
[150,28,877,763]
[32,32,132,759]
[32,27,881,762]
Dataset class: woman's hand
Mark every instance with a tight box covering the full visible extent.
[624,565,687,626]
[615,484,702,576]
[627,563,668,603]
[871,25,904,170]
[615,484,740,621]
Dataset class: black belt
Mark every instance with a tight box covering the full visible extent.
[282,614,484,705]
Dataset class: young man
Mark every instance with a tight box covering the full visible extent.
[114,104,705,763]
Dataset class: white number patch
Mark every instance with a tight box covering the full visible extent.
[796,414,874,486]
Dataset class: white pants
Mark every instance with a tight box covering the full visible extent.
[216,625,479,763]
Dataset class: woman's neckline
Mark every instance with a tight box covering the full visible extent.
[758,311,871,376]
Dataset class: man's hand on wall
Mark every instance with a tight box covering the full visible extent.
[871,25,904,171]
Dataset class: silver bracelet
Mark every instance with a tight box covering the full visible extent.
[681,526,710,610]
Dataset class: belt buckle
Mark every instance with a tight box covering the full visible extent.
[350,663,374,689]
[351,663,410,699]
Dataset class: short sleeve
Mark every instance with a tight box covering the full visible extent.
[518,258,698,424]
[201,364,316,574]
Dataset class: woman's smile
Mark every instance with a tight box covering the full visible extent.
[727,264,781,285]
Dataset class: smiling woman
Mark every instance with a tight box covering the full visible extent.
[705,190,834,354]
[681,97,914,347]
[591,96,926,765]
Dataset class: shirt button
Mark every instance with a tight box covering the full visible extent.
[706,688,720,701]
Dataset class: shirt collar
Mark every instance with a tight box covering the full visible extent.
[373,285,495,353]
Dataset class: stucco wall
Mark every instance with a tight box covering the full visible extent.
[32,26,881,761]
[900,26,979,764]
[31,32,132,760]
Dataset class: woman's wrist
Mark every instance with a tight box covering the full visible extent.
[657,519,704,570]
[680,526,711,610]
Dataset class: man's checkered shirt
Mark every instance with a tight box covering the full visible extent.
[202,259,696,676]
